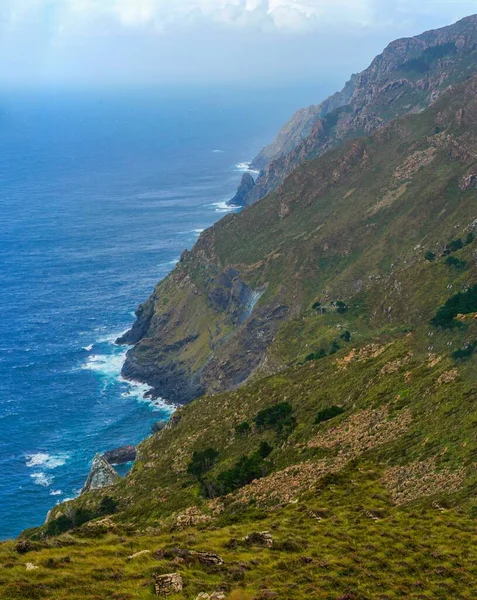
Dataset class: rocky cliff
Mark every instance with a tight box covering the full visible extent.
[234,14,477,207]
[121,68,477,403]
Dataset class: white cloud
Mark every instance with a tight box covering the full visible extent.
[0,0,378,35]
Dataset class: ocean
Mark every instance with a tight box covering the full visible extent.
[0,83,334,539]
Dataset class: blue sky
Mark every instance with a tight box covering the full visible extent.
[1,1,477,87]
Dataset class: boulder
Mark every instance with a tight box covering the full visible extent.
[103,445,136,465]
[243,531,273,548]
[81,454,120,494]
[15,540,36,554]
[153,573,183,596]
[152,420,168,434]
[189,550,224,566]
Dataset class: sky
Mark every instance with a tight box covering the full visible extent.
[1,0,477,87]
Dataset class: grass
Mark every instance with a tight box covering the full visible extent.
[4,467,477,599]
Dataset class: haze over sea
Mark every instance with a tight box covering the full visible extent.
[0,83,334,539]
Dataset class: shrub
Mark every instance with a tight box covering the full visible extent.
[443,239,464,255]
[336,301,348,314]
[187,448,219,479]
[235,421,251,437]
[305,349,327,362]
[98,496,118,516]
[430,284,477,328]
[204,443,273,498]
[424,251,436,262]
[315,405,345,424]
[257,441,273,458]
[254,403,296,435]
[312,301,322,310]
[465,231,475,246]
[452,342,476,361]
[445,256,467,269]
[340,331,352,342]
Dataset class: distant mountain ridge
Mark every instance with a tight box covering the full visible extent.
[230,14,477,207]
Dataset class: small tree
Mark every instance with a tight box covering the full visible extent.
[235,421,251,437]
[187,448,219,479]
[315,405,345,424]
[424,251,436,262]
[465,231,475,246]
[445,256,467,270]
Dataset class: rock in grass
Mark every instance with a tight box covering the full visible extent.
[153,573,183,596]
[189,550,224,566]
[242,531,273,548]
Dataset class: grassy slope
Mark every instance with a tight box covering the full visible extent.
[5,65,477,600]
[134,73,477,391]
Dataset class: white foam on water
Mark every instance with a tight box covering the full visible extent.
[83,344,94,352]
[157,257,180,269]
[50,490,62,496]
[212,201,240,213]
[25,453,70,470]
[193,229,205,234]
[97,329,130,344]
[82,351,127,379]
[235,161,259,175]
[31,472,54,487]
[212,149,225,153]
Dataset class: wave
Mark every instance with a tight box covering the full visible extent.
[235,161,260,175]
[81,334,174,412]
[50,489,63,496]
[25,452,70,470]
[83,344,94,352]
[211,201,241,214]
[82,352,127,379]
[212,149,225,153]
[31,472,54,487]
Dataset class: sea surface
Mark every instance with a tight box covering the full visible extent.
[0,83,334,539]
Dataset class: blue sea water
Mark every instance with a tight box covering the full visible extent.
[0,83,333,539]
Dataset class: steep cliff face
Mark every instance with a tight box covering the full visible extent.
[122,72,477,403]
[237,14,477,207]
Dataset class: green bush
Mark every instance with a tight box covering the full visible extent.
[187,448,219,479]
[305,349,327,362]
[465,231,475,246]
[235,421,251,437]
[424,251,436,262]
[340,331,352,342]
[336,301,348,314]
[443,239,464,255]
[254,403,296,435]
[315,405,345,424]
[445,256,467,269]
[431,284,477,328]
[452,342,476,361]
[203,442,274,498]
[98,496,118,516]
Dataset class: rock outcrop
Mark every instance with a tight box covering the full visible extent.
[229,14,477,207]
[153,573,183,596]
[228,172,256,207]
[103,445,136,465]
[81,454,120,494]
[119,17,477,407]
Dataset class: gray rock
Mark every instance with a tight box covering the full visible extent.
[228,172,256,207]
[151,420,168,434]
[153,573,183,596]
[243,531,273,548]
[81,454,120,494]
[104,445,136,465]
